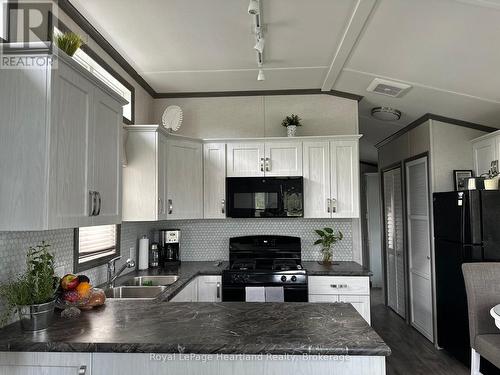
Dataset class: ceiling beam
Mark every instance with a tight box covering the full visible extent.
[321,0,377,91]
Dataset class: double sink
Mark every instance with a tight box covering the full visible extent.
[104,275,179,300]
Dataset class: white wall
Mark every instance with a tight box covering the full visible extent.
[152,94,359,138]
[430,120,486,192]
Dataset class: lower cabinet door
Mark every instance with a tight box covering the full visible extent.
[0,352,91,375]
[337,295,371,324]
[170,279,198,302]
[308,294,339,303]
[197,276,222,302]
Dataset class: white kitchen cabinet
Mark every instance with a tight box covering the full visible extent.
[203,143,226,218]
[0,352,91,375]
[226,142,265,177]
[303,137,360,219]
[122,125,168,221]
[471,132,500,176]
[166,138,203,220]
[226,141,302,177]
[308,276,371,324]
[264,141,302,176]
[170,278,198,302]
[0,49,126,231]
[197,275,222,302]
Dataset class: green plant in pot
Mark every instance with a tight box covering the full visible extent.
[281,114,302,137]
[0,242,59,331]
[314,227,343,265]
[54,32,83,57]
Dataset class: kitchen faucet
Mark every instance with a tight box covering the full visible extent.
[107,256,135,288]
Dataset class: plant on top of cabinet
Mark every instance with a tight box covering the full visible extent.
[54,32,84,57]
[0,242,59,330]
[313,227,343,265]
[281,113,302,137]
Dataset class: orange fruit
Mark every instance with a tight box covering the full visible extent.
[76,281,92,298]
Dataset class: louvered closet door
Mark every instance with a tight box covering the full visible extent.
[405,157,433,342]
[383,167,406,318]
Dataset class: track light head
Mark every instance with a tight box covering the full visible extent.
[257,69,265,81]
[248,0,260,15]
[254,37,265,53]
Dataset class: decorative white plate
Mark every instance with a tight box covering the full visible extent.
[161,105,183,132]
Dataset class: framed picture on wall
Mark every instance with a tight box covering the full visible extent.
[453,170,473,191]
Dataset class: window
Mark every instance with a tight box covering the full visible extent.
[74,225,120,272]
[53,26,134,123]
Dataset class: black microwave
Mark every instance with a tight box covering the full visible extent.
[226,177,303,218]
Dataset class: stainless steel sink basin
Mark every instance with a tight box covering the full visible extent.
[121,275,179,287]
[104,286,166,299]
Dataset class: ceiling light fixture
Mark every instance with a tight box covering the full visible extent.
[371,107,402,122]
[254,37,265,53]
[257,69,265,81]
[248,0,260,15]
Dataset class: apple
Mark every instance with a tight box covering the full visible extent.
[61,274,79,291]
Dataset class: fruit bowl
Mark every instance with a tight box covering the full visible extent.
[55,274,106,311]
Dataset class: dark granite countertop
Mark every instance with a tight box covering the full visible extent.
[0,301,390,356]
[302,261,372,277]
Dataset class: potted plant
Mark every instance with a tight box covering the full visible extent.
[0,242,59,331]
[314,227,343,265]
[54,31,84,57]
[281,114,302,137]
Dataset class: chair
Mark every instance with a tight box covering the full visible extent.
[462,263,500,375]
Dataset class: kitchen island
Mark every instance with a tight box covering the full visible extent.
[0,299,390,374]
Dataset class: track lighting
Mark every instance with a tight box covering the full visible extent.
[257,69,265,81]
[254,37,265,53]
[248,0,260,15]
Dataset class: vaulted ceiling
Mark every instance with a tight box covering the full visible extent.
[69,0,500,162]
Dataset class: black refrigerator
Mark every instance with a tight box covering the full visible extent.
[434,190,500,371]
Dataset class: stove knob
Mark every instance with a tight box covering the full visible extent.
[281,276,287,282]
[291,276,297,282]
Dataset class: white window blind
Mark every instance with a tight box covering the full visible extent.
[78,225,117,264]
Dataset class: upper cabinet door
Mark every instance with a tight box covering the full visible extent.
[204,143,226,219]
[226,142,265,177]
[264,141,303,176]
[330,139,360,218]
[157,133,168,220]
[49,62,94,229]
[91,88,123,226]
[303,141,331,218]
[166,139,203,220]
[472,137,497,176]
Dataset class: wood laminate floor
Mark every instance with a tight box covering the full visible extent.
[370,288,469,375]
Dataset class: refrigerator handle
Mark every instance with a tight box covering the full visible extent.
[458,192,466,244]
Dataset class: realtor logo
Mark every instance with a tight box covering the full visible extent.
[1,1,56,69]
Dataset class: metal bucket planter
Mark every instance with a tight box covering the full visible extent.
[18,300,55,331]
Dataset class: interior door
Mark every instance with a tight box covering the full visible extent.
[472,137,496,176]
[49,61,94,229]
[330,139,359,218]
[203,143,226,218]
[226,142,265,177]
[166,139,203,219]
[92,87,122,225]
[303,141,330,218]
[264,141,302,176]
[405,156,434,341]
[365,173,382,288]
[382,167,406,318]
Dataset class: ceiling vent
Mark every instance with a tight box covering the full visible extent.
[366,78,411,97]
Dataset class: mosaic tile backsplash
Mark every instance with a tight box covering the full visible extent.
[0,218,352,326]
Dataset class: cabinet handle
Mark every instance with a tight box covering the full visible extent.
[168,199,173,214]
[96,192,102,216]
[158,198,163,215]
[216,281,221,299]
[89,191,96,216]
[327,198,331,213]
[221,199,225,214]
[330,284,348,289]
[265,157,271,172]
[331,198,337,213]
[330,284,338,288]
[260,157,264,172]
[78,365,87,375]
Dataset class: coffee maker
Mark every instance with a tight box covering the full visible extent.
[159,229,180,267]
